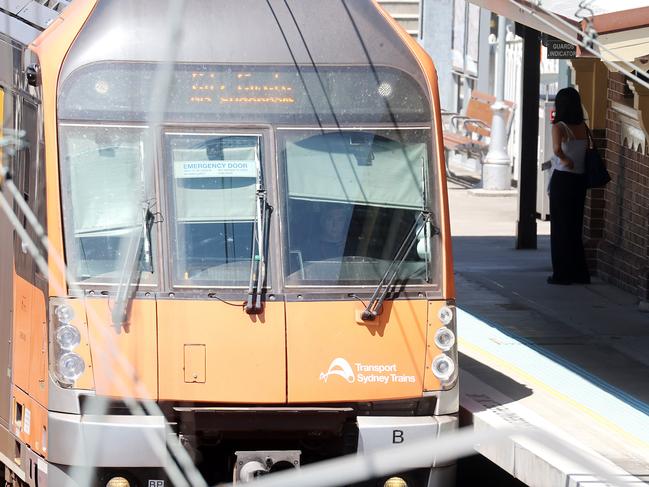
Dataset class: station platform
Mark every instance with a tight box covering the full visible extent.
[449,180,649,486]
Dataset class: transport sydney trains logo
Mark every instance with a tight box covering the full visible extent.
[319,358,416,385]
[320,358,356,383]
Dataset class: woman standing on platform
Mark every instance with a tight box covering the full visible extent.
[548,87,591,285]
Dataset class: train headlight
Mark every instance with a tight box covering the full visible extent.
[438,305,453,325]
[434,327,455,351]
[384,478,407,487]
[55,305,75,324]
[55,324,81,351]
[106,477,130,487]
[432,354,455,381]
[57,352,85,383]
[49,299,93,389]
[106,477,131,487]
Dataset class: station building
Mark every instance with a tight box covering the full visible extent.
[473,1,649,306]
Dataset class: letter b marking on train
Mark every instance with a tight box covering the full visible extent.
[148,481,165,487]
[392,429,404,444]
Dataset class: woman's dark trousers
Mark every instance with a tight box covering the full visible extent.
[549,170,590,283]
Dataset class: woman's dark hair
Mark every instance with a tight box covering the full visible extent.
[553,87,585,125]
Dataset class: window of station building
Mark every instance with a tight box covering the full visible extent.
[621,76,636,108]
[0,86,4,155]
[452,0,480,77]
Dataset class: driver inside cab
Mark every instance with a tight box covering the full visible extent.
[305,205,352,261]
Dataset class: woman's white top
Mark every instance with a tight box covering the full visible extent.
[551,121,587,175]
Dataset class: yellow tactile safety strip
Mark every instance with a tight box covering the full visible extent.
[459,336,649,454]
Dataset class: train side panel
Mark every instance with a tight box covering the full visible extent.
[0,82,15,444]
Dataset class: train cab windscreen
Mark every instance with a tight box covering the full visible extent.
[58,124,155,283]
[164,133,259,287]
[58,63,438,289]
[280,129,433,286]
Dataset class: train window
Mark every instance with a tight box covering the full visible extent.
[164,133,260,287]
[16,102,38,229]
[280,129,434,286]
[59,124,154,283]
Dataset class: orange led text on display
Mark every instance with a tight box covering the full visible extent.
[188,71,296,105]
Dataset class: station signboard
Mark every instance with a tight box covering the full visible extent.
[543,35,577,59]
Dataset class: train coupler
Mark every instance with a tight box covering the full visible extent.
[233,450,301,483]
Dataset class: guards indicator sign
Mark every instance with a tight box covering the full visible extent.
[547,39,576,59]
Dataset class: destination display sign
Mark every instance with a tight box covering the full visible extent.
[59,63,431,124]
[187,70,296,106]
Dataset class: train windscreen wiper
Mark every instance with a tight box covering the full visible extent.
[245,172,271,315]
[361,211,433,321]
[111,204,155,332]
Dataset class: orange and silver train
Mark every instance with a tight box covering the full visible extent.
[0,0,457,485]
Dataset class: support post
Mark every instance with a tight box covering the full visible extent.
[569,58,609,274]
[515,23,540,249]
[420,0,454,111]
[569,58,608,130]
[477,8,494,95]
[482,15,511,190]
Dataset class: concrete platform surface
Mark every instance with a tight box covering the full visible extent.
[449,179,649,485]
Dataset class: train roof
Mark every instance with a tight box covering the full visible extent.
[60,0,428,91]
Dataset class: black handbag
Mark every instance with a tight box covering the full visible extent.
[585,125,611,189]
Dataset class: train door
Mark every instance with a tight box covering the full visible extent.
[12,99,49,406]
[0,86,13,426]
[157,129,286,403]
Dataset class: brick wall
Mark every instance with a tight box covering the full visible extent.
[583,130,606,270]
[586,72,649,300]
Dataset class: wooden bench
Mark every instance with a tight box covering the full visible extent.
[442,90,515,167]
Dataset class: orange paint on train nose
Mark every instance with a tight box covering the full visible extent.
[80,298,446,404]
[85,298,158,400]
[286,299,432,402]
[157,300,286,403]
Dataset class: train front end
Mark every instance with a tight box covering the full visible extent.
[34,0,457,485]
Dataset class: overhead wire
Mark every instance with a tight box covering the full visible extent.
[574,0,595,20]
[0,145,195,487]
[0,1,208,484]
[3,136,191,484]
[61,0,208,483]
[5,0,646,485]
[135,0,211,482]
[1,82,180,487]
[0,121,637,487]
[57,0,206,483]
[510,0,649,91]
[60,0,208,482]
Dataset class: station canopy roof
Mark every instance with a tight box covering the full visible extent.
[468,0,649,64]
